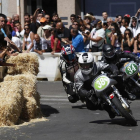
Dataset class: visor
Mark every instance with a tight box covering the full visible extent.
[63,54,75,62]
[104,50,115,58]
[80,63,93,70]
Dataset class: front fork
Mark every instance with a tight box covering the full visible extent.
[102,85,130,115]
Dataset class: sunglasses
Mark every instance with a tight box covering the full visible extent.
[125,33,130,35]
[24,28,29,30]
[73,24,78,25]
[71,18,75,20]
[110,28,115,30]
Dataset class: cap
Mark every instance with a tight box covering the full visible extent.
[40,17,47,23]
[42,25,52,30]
[124,14,130,18]
[93,19,101,25]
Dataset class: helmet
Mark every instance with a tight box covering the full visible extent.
[78,53,94,75]
[61,44,76,63]
[102,44,115,58]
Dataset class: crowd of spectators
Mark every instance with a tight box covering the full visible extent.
[1,8,140,62]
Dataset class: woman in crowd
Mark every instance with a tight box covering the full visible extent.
[133,33,140,57]
[22,24,34,52]
[109,22,122,50]
[42,25,52,52]
[121,28,134,53]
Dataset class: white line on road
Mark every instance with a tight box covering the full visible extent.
[40,95,67,98]
[40,98,68,101]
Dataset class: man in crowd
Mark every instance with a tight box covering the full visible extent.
[52,12,59,27]
[88,19,105,52]
[84,13,93,31]
[102,11,108,22]
[71,28,85,52]
[15,21,25,45]
[37,17,47,37]
[69,14,77,31]
[121,17,132,35]
[33,34,47,55]
[45,14,50,25]
[129,16,140,37]
[51,22,70,54]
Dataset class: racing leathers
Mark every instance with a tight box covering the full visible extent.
[101,50,139,100]
[74,61,118,111]
[59,55,79,103]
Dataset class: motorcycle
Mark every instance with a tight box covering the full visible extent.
[91,62,138,125]
[119,60,140,96]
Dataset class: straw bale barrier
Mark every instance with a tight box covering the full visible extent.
[6,53,39,75]
[4,74,41,120]
[0,53,43,126]
[0,81,23,126]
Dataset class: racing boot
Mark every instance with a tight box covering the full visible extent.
[127,92,136,101]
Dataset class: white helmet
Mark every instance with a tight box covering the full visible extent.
[78,53,94,75]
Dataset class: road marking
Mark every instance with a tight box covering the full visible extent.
[40,95,67,98]
[40,98,68,101]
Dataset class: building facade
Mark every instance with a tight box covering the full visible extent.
[0,0,140,27]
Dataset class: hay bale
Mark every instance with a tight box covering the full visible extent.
[4,74,41,120]
[0,81,23,126]
[6,53,39,75]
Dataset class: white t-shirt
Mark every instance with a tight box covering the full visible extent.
[120,26,133,36]
[90,28,105,48]
[12,37,22,51]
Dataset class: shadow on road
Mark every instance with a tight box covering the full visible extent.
[72,104,87,109]
[89,118,138,127]
[41,104,59,117]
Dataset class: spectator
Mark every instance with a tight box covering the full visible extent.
[109,22,122,50]
[105,18,113,44]
[117,15,123,28]
[84,14,93,31]
[121,28,134,53]
[33,34,47,54]
[102,11,108,22]
[121,17,132,35]
[69,14,76,31]
[89,19,105,52]
[51,22,70,54]
[30,15,34,23]
[135,8,140,19]
[79,23,90,52]
[42,25,52,52]
[45,14,50,25]
[15,21,25,45]
[133,33,140,57]
[129,16,140,37]
[71,28,85,52]
[37,17,47,37]
[22,24,34,52]
[52,12,59,28]
[24,13,37,34]
[12,14,20,22]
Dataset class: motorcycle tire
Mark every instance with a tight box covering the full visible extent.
[111,96,137,126]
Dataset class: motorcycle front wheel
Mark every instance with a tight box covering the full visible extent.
[111,96,137,126]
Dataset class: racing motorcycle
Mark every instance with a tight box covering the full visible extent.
[91,61,138,126]
[119,59,140,95]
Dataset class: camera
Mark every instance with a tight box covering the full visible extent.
[38,9,43,13]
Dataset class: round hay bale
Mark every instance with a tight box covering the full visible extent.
[0,81,23,126]
[6,53,39,75]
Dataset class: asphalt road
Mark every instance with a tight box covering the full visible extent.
[0,81,140,140]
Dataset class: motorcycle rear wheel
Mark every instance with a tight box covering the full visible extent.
[111,96,137,126]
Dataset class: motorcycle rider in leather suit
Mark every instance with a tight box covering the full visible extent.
[59,44,79,103]
[102,44,140,100]
[74,52,118,118]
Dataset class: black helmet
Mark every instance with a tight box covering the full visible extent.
[102,44,115,58]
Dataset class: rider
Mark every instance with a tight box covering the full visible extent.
[102,44,139,100]
[59,44,79,103]
[74,52,118,118]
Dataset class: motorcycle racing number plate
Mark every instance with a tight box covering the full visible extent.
[125,63,138,75]
[94,76,110,91]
